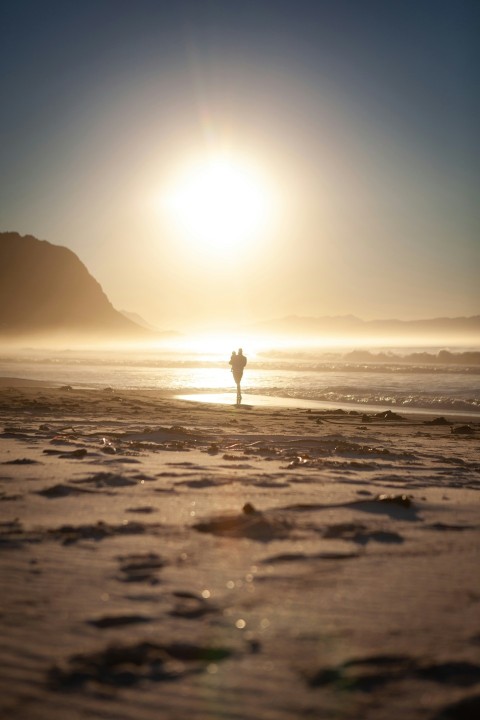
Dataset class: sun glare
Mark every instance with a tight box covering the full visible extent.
[161,154,274,255]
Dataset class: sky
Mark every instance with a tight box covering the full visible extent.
[1,0,479,331]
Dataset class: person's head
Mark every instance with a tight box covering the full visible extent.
[238,348,243,355]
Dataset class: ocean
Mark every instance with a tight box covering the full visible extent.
[1,342,479,417]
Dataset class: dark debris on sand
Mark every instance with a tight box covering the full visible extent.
[451,425,476,435]
[193,503,292,542]
[433,694,480,719]
[47,641,233,690]
[305,654,480,693]
[47,521,157,545]
[116,552,166,583]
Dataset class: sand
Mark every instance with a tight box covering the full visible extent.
[0,379,479,720]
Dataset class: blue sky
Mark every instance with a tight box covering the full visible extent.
[1,0,478,328]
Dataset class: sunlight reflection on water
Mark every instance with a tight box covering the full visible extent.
[0,349,478,414]
[176,392,342,409]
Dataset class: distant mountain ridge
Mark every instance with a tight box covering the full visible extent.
[2,231,478,343]
[251,314,480,339]
[0,232,146,338]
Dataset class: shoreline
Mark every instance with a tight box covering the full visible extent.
[176,390,480,421]
[1,375,478,422]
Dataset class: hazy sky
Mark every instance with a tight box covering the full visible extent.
[1,0,478,330]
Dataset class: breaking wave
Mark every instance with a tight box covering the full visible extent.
[1,348,479,414]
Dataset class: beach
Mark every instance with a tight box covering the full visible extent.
[1,379,479,720]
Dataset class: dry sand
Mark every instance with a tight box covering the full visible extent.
[0,379,479,720]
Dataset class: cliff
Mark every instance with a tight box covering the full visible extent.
[0,232,146,338]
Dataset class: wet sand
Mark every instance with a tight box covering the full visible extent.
[1,379,479,719]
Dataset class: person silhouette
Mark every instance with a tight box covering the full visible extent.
[229,348,247,405]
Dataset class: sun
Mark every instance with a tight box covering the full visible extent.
[161,153,274,256]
